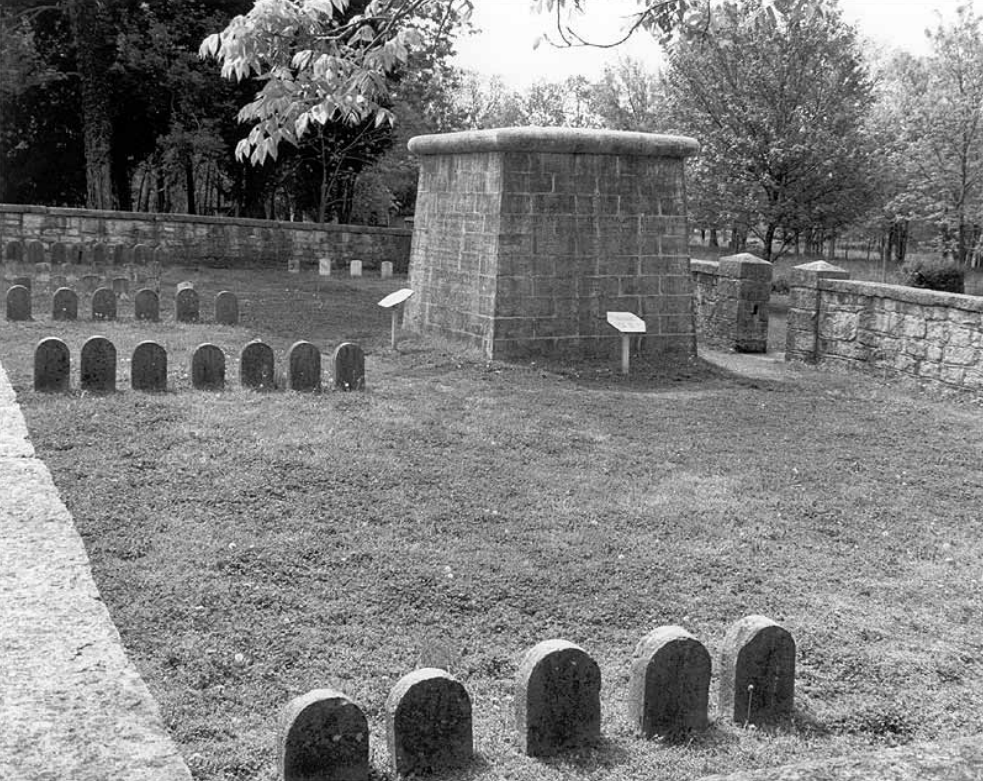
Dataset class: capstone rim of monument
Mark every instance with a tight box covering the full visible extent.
[407,126,700,158]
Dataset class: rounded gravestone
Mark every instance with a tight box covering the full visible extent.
[52,288,79,321]
[134,288,159,322]
[176,287,200,323]
[287,341,321,392]
[718,615,795,726]
[240,341,275,390]
[386,668,473,776]
[50,242,67,265]
[5,240,24,263]
[628,626,711,739]
[132,341,167,392]
[214,290,239,325]
[12,275,32,291]
[516,639,601,757]
[332,342,365,391]
[5,285,31,322]
[279,689,369,781]
[26,240,44,265]
[34,338,71,393]
[80,274,100,293]
[91,287,117,321]
[68,244,85,265]
[134,243,152,265]
[191,343,225,390]
[80,336,116,393]
[112,276,129,296]
[92,242,109,267]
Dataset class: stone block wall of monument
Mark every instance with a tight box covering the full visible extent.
[404,128,701,360]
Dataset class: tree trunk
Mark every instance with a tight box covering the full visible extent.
[763,222,777,261]
[69,0,116,210]
[709,228,719,247]
[185,156,197,215]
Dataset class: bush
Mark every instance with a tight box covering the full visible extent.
[901,257,965,294]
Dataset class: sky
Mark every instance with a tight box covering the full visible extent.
[451,0,968,87]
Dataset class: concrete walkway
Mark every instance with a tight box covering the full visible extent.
[0,359,191,780]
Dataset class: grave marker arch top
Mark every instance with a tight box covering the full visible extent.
[404,127,699,361]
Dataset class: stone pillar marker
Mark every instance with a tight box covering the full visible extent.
[380,260,393,279]
[53,288,79,321]
[718,614,796,726]
[785,261,850,363]
[516,638,601,757]
[132,341,168,392]
[80,336,116,392]
[628,626,711,739]
[718,253,772,352]
[286,341,321,392]
[6,285,31,321]
[405,127,700,360]
[191,343,225,390]
[319,257,332,276]
[333,342,365,391]
[385,668,473,776]
[240,341,276,390]
[34,338,71,393]
[135,289,160,322]
[279,689,369,781]
[92,287,117,320]
[349,259,363,277]
[215,290,239,325]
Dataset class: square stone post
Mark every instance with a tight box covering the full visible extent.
[404,127,700,361]
[785,261,850,363]
[717,253,772,352]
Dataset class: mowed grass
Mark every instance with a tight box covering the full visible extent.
[1,265,982,781]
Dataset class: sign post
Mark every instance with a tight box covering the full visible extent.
[606,311,647,376]
[378,288,415,349]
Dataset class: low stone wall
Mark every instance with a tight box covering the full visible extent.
[786,261,983,393]
[0,204,412,271]
[691,253,771,352]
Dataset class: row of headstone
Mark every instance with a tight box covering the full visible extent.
[4,239,163,267]
[278,617,795,780]
[6,286,238,325]
[3,265,157,292]
[289,259,395,278]
[34,338,366,393]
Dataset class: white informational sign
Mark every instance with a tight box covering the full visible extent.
[606,311,647,333]
[378,288,415,309]
[318,258,331,276]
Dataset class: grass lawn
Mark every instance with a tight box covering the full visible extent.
[2,265,982,781]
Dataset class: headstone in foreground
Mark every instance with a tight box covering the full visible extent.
[279,689,369,781]
[240,341,276,390]
[134,288,160,322]
[332,342,365,391]
[5,285,31,321]
[176,287,200,323]
[131,341,168,392]
[91,287,117,320]
[80,336,116,393]
[718,615,795,726]
[191,343,225,390]
[52,288,79,321]
[34,337,71,393]
[516,639,601,757]
[287,340,321,392]
[386,668,473,776]
[628,626,711,739]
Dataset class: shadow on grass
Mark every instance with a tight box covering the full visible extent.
[534,737,632,775]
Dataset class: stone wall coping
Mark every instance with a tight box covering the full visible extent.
[408,127,700,158]
[822,278,983,312]
[690,258,720,276]
[0,203,412,238]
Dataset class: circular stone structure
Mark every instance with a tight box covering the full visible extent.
[404,126,700,361]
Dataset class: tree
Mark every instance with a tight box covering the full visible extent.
[664,0,876,260]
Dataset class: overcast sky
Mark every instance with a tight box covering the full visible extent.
[452,0,966,86]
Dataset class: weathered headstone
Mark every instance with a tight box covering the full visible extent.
[80,336,116,392]
[80,274,101,293]
[240,341,276,390]
[5,285,31,321]
[50,274,68,291]
[332,342,365,391]
[385,668,473,776]
[516,639,601,757]
[69,244,86,265]
[50,242,67,265]
[34,337,70,393]
[287,341,321,392]
[4,240,24,263]
[92,287,117,320]
[134,243,152,265]
[380,260,393,279]
[287,257,300,274]
[349,259,363,277]
[215,290,239,325]
[35,262,51,284]
[131,341,168,392]
[176,280,194,292]
[176,288,200,323]
[718,615,796,726]
[134,289,160,322]
[26,240,44,265]
[112,276,129,296]
[52,288,79,321]
[11,275,31,291]
[279,689,369,781]
[318,257,332,276]
[152,246,166,266]
[191,343,225,390]
[628,626,711,739]
[92,242,109,267]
